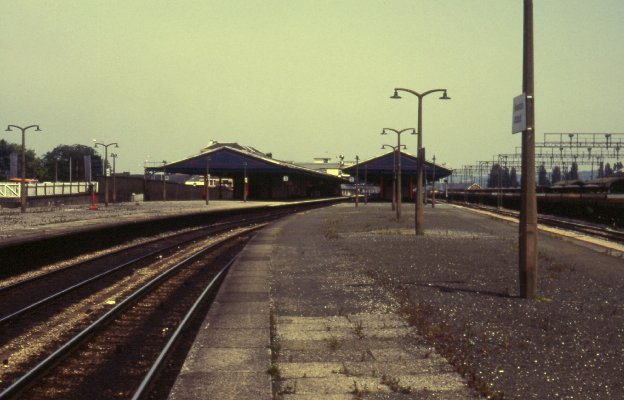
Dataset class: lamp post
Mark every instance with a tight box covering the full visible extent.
[382,144,407,220]
[497,155,508,209]
[479,161,490,188]
[110,153,117,203]
[243,162,248,202]
[5,124,41,213]
[205,157,211,205]
[381,128,416,220]
[354,155,359,207]
[431,155,437,208]
[162,160,167,201]
[93,140,119,207]
[391,88,450,235]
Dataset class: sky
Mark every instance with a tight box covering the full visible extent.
[1,0,623,174]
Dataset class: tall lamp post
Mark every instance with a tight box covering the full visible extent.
[111,153,118,203]
[354,156,360,207]
[390,88,450,235]
[162,160,167,201]
[381,127,415,220]
[243,162,248,202]
[431,154,437,208]
[93,140,119,207]
[381,143,407,220]
[5,124,41,213]
[205,157,211,206]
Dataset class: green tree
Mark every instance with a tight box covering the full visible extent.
[569,162,579,180]
[604,162,613,177]
[0,139,46,181]
[538,163,549,186]
[509,167,519,187]
[41,145,102,181]
[552,166,562,183]
[488,164,502,188]
[597,161,604,178]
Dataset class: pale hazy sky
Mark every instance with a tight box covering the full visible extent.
[2,1,623,173]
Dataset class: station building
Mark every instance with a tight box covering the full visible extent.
[146,142,344,200]
[342,151,453,201]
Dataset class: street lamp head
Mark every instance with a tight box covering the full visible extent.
[390,90,401,99]
[380,129,387,135]
[439,90,451,100]
[34,125,42,131]
[5,126,12,132]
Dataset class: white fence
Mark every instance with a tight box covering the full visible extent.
[0,182,98,198]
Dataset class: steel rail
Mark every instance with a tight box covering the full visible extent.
[131,257,237,400]
[0,227,260,400]
[447,201,624,244]
[0,214,272,293]
[0,209,290,324]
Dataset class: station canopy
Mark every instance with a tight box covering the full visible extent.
[342,150,453,181]
[146,142,345,181]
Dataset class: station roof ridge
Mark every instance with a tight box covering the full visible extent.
[149,143,346,181]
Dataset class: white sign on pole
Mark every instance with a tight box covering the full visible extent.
[283,175,289,182]
[512,93,527,134]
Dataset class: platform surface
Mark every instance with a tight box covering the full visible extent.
[168,202,623,399]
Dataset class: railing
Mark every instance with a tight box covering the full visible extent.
[0,182,99,198]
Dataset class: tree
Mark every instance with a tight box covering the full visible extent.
[538,163,549,186]
[488,164,502,188]
[569,162,579,180]
[509,167,519,187]
[41,145,102,181]
[597,161,604,178]
[552,166,562,184]
[0,139,46,180]
[502,167,511,187]
[604,162,613,177]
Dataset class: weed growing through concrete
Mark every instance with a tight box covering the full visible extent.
[325,335,339,351]
[323,217,341,239]
[381,374,412,394]
[266,363,281,379]
[353,320,366,339]
[350,381,370,398]
[278,381,297,395]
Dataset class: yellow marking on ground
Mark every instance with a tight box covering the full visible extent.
[451,204,624,255]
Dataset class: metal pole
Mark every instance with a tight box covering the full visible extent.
[162,161,167,201]
[111,153,117,203]
[243,162,247,202]
[104,148,109,206]
[391,89,449,234]
[94,141,118,207]
[364,164,368,205]
[355,155,359,208]
[397,134,402,219]
[20,129,26,212]
[205,157,210,205]
[519,0,538,299]
[416,97,424,233]
[392,151,396,211]
[431,155,436,208]
[5,125,41,213]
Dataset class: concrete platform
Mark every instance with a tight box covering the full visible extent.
[167,204,479,399]
[167,202,624,399]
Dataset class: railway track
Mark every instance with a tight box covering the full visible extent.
[0,225,260,399]
[449,201,624,244]
[0,203,319,399]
